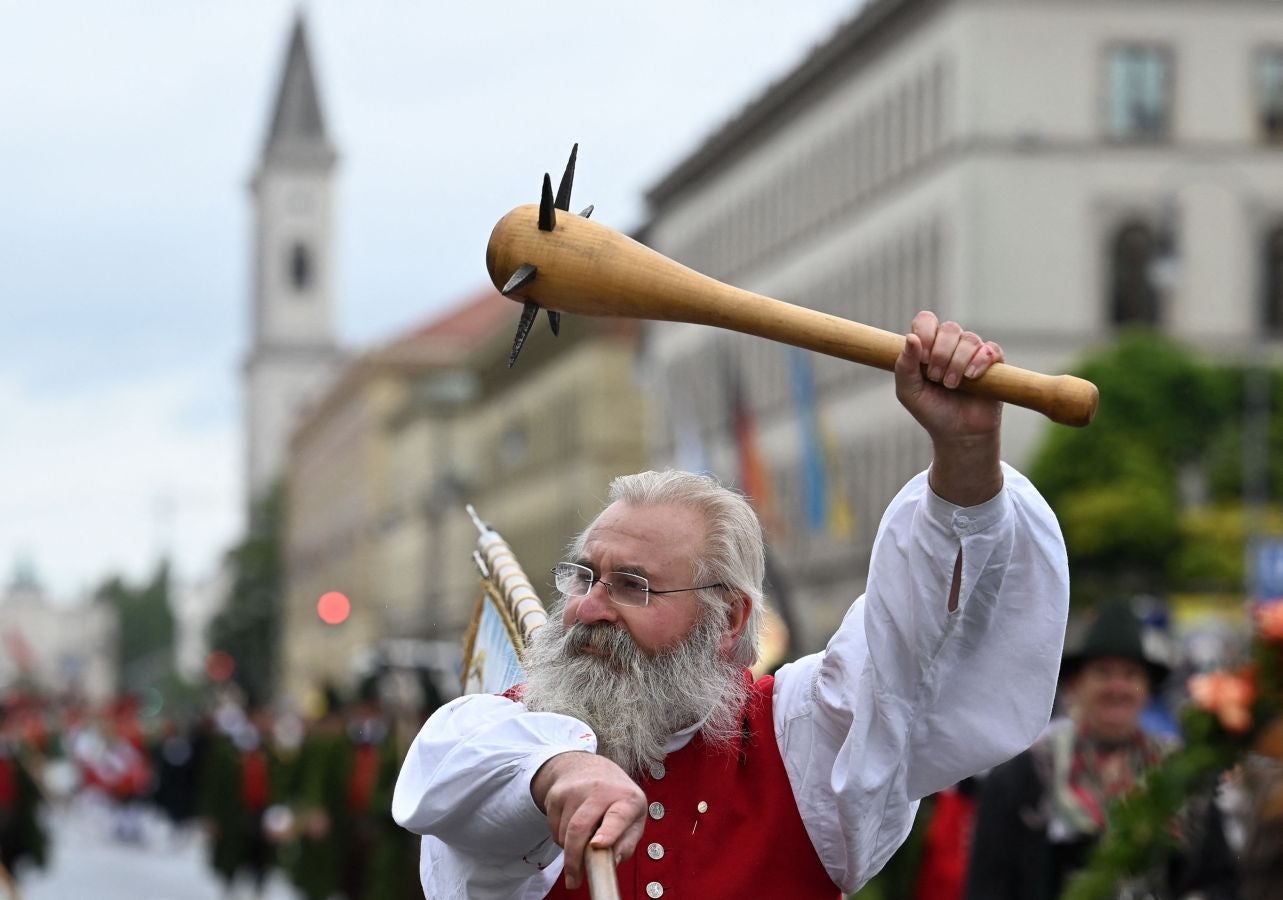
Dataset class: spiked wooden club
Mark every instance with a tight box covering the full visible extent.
[488,146,1098,427]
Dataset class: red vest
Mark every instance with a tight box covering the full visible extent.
[544,674,839,900]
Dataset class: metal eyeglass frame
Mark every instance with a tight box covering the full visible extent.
[551,562,727,608]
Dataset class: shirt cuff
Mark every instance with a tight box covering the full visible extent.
[923,462,1011,537]
[514,747,583,868]
[512,718,599,863]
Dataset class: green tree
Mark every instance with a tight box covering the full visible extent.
[1027,331,1283,604]
[208,483,283,703]
[96,560,176,693]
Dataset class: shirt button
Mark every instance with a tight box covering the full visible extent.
[696,800,709,814]
[647,842,665,860]
[646,882,664,898]
[648,762,666,780]
[648,801,665,820]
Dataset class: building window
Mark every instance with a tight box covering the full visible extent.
[1263,225,1283,336]
[1110,221,1162,326]
[1106,45,1171,141]
[289,242,312,292]
[1257,49,1283,143]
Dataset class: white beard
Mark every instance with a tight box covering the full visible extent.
[520,607,749,779]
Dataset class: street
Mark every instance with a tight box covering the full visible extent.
[15,799,300,900]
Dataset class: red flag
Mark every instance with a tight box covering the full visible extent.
[724,350,780,535]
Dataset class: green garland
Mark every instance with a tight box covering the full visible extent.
[1063,608,1283,900]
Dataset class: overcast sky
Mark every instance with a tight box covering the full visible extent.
[1,1,863,602]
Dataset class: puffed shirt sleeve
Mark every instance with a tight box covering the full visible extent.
[771,463,1069,894]
[392,693,597,900]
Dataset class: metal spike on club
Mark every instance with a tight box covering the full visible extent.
[499,144,589,366]
[506,301,541,368]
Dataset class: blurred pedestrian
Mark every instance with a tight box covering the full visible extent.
[288,685,348,900]
[965,600,1235,899]
[338,677,389,900]
[150,715,206,843]
[913,778,979,900]
[0,697,48,883]
[365,670,445,900]
[198,702,288,899]
[72,701,151,843]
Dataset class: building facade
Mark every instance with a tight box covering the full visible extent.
[278,295,509,703]
[641,0,1283,648]
[0,568,116,705]
[278,293,645,703]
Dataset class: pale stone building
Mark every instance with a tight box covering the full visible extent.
[243,15,346,507]
[278,294,510,703]
[0,566,116,705]
[278,291,645,703]
[641,0,1283,648]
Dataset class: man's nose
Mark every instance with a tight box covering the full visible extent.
[1105,674,1141,693]
[574,579,619,625]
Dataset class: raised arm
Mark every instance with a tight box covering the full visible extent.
[771,312,1069,893]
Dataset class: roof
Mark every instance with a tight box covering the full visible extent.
[290,289,513,445]
[262,13,336,165]
[387,288,515,350]
[644,0,926,210]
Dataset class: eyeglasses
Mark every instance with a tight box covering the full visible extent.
[551,562,726,609]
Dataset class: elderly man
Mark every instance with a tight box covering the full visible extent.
[393,312,1070,899]
[964,601,1182,900]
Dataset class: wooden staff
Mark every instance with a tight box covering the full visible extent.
[585,846,621,900]
[461,506,620,898]
[487,203,1098,427]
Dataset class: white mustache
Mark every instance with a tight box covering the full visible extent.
[563,622,642,664]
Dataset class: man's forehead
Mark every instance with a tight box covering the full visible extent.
[582,501,708,568]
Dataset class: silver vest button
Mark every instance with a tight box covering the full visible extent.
[696,800,709,813]
[648,801,665,820]
[647,842,665,860]
[648,762,666,780]
[646,882,664,898]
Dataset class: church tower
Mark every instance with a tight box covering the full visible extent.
[244,14,346,505]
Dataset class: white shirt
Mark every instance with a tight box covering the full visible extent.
[392,464,1069,898]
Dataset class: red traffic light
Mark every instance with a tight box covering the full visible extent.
[317,591,351,625]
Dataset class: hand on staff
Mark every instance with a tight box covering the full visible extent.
[895,311,1004,507]
[532,751,646,891]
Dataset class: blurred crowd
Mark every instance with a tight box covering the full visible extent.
[4,599,1281,900]
[0,669,445,900]
[858,599,1280,900]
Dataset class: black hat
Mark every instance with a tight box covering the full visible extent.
[357,673,382,706]
[1061,600,1171,689]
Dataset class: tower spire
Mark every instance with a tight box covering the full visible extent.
[262,13,335,166]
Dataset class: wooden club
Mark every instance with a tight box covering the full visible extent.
[486,188,1097,428]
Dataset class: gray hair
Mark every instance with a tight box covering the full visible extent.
[569,469,766,668]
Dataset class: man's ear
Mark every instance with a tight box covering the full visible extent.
[718,590,752,658]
